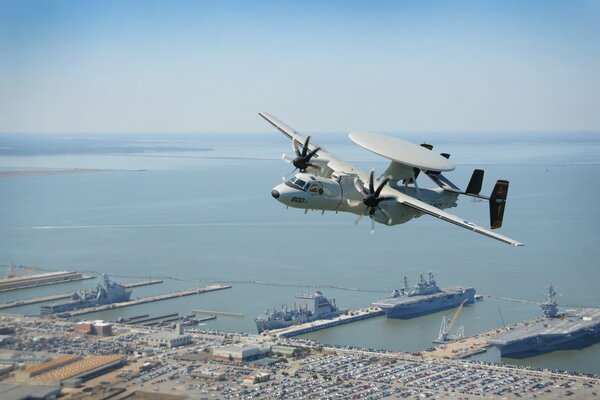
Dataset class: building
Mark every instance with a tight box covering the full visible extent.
[271,345,300,357]
[145,332,192,348]
[74,322,93,335]
[15,354,82,382]
[0,334,14,346]
[73,320,112,336]
[213,344,270,362]
[93,321,112,336]
[24,355,126,387]
[194,368,226,381]
[0,384,61,400]
[242,372,270,385]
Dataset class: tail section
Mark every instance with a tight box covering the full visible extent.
[465,169,484,196]
[489,180,509,229]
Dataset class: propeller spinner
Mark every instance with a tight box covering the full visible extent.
[351,170,395,233]
[282,136,321,180]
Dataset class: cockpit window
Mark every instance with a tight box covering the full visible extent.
[286,177,309,191]
[287,176,324,192]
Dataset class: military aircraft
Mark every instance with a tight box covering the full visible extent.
[260,112,524,247]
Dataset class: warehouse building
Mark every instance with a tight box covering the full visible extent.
[23,355,126,387]
[145,332,192,348]
[213,344,270,362]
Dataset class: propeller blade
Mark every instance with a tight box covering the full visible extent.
[282,153,293,163]
[368,170,375,194]
[379,207,392,225]
[354,214,364,225]
[374,177,390,198]
[282,168,297,181]
[292,140,301,157]
[370,218,375,234]
[306,146,321,161]
[302,136,310,157]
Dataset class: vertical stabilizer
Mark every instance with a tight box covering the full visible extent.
[465,169,484,195]
[489,180,509,229]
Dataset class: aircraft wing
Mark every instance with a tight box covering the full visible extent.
[394,191,524,247]
[259,112,359,177]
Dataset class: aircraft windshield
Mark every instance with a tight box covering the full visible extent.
[286,177,323,193]
[287,177,310,191]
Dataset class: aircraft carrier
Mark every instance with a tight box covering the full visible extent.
[255,291,340,333]
[40,274,131,315]
[487,284,600,358]
[372,272,475,319]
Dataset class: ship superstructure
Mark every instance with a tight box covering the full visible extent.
[487,284,600,357]
[255,291,340,333]
[372,272,475,319]
[40,274,131,315]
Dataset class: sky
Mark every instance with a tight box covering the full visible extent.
[1,0,599,134]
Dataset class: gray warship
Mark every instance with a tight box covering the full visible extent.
[40,274,131,315]
[255,291,340,333]
[372,272,475,319]
[487,284,600,358]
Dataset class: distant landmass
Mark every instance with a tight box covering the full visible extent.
[0,133,213,155]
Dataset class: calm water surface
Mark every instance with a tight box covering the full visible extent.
[1,133,599,374]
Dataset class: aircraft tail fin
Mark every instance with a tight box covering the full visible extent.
[489,180,509,229]
[465,169,484,196]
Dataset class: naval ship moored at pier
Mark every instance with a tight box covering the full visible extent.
[40,274,131,315]
[255,291,341,333]
[372,272,476,319]
[487,284,600,358]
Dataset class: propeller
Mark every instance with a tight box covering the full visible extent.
[292,136,321,172]
[281,136,321,180]
[351,170,395,232]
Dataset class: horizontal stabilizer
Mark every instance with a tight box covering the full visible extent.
[490,180,509,229]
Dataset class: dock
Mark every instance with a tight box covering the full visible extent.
[264,307,384,338]
[425,327,508,359]
[0,279,164,310]
[123,313,179,326]
[0,271,94,293]
[61,284,232,317]
[121,279,163,288]
[192,309,244,318]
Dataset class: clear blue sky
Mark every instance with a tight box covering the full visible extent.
[1,0,599,133]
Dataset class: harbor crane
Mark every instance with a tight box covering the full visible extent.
[434,299,467,343]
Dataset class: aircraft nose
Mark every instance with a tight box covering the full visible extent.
[271,189,280,199]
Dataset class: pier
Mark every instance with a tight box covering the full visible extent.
[0,271,94,293]
[264,307,384,338]
[425,327,508,359]
[192,309,244,318]
[0,280,164,310]
[61,284,232,317]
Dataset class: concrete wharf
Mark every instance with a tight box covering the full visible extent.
[125,313,179,326]
[62,284,231,317]
[264,307,384,338]
[0,280,163,310]
[425,327,508,359]
[0,271,94,293]
[192,309,244,318]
